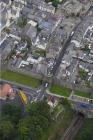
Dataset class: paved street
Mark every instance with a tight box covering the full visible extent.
[52,5,93,78]
[0,79,47,103]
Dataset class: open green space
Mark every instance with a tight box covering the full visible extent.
[50,84,92,99]
[75,119,93,140]
[0,101,52,140]
[41,105,74,140]
[0,101,74,140]
[50,85,71,97]
[75,90,92,99]
[1,70,41,88]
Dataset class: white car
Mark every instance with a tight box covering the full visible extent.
[45,83,48,88]
[71,31,74,36]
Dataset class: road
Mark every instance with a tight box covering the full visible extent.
[1,4,93,140]
[52,35,72,76]
[0,79,47,103]
[52,5,93,76]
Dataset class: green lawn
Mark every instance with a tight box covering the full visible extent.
[1,70,41,88]
[75,119,93,140]
[75,90,92,99]
[50,85,71,97]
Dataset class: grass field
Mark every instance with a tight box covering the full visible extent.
[75,90,92,98]
[50,85,71,97]
[1,70,41,88]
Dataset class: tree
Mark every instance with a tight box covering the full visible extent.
[17,16,27,28]
[25,36,32,50]
[24,101,51,140]
[0,120,14,140]
[26,101,51,120]
[29,116,43,140]
[18,117,31,140]
[51,0,59,8]
[38,115,49,130]
[78,69,87,80]
[26,102,38,116]
[2,104,22,124]
[37,101,51,120]
[0,102,52,140]
[18,116,43,140]
[75,119,93,140]
[45,0,51,3]
[4,27,11,34]
[60,98,71,109]
[21,36,32,50]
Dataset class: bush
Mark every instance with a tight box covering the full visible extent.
[17,16,27,28]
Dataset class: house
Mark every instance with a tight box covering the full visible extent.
[28,20,37,27]
[1,0,9,5]
[0,3,7,31]
[26,0,55,14]
[38,4,55,14]
[63,0,83,16]
[0,84,15,100]
[23,24,37,43]
[39,21,52,31]
[37,63,47,75]
[35,31,49,50]
[83,26,93,42]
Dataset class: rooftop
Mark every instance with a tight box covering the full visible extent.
[0,84,15,100]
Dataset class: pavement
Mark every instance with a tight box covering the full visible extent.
[52,35,73,76]
[0,79,47,105]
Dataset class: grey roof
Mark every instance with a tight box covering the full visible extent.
[1,0,9,4]
[23,24,37,40]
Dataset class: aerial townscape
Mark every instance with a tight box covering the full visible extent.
[0,0,93,140]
